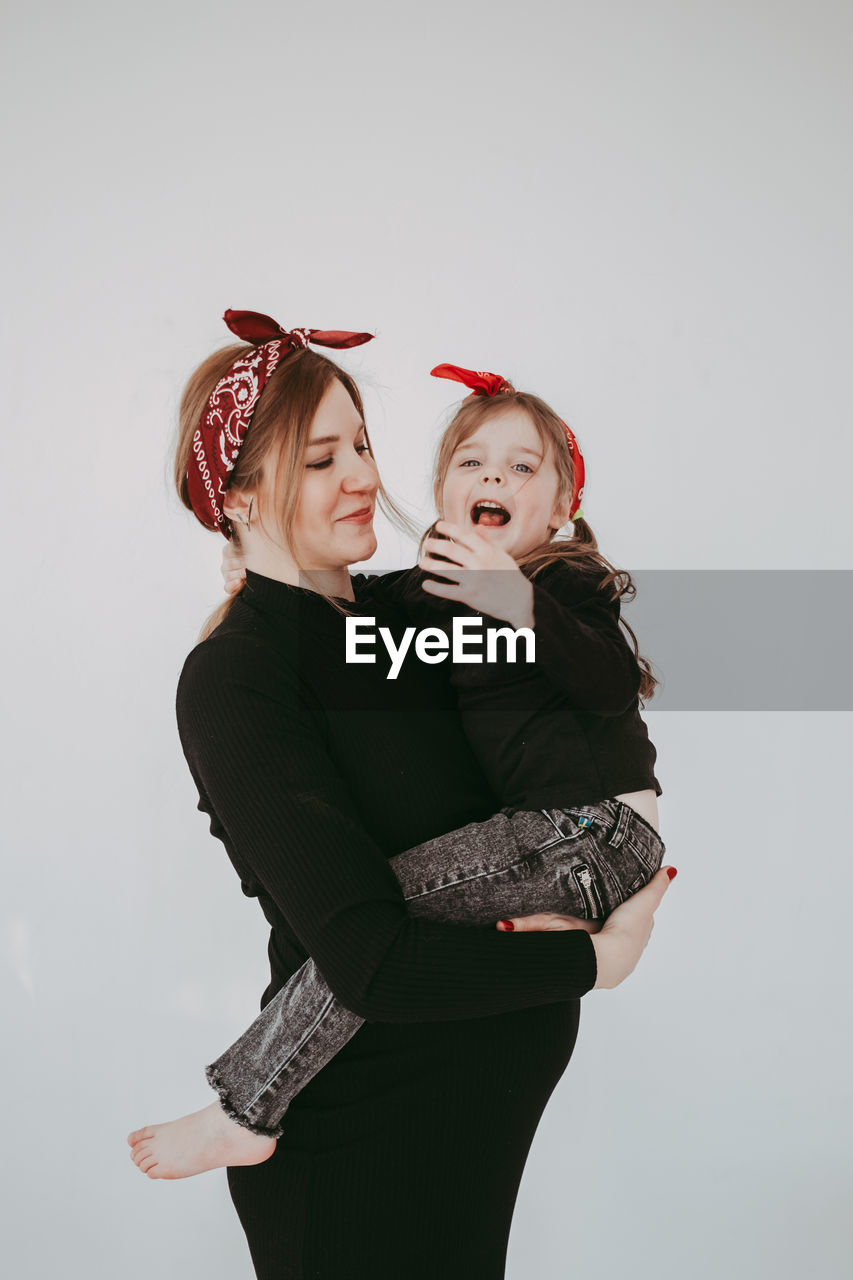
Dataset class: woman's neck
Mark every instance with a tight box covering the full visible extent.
[244,546,354,601]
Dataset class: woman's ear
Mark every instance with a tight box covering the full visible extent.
[222,489,255,526]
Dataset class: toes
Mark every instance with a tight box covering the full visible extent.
[128,1126,153,1147]
[140,1155,159,1176]
[132,1144,153,1168]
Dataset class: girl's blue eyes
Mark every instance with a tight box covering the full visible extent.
[306,443,371,471]
[459,459,533,474]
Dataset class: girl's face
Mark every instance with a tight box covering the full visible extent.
[290,379,380,570]
[440,408,571,559]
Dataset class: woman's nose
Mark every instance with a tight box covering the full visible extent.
[343,452,379,493]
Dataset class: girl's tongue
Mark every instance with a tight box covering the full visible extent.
[470,499,511,527]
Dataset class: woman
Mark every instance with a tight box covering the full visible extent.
[141,310,674,1278]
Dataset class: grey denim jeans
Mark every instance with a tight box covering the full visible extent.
[207,798,665,1137]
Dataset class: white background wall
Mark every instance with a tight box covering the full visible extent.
[2,1,851,1276]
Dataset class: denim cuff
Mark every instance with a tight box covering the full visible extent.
[205,1063,286,1140]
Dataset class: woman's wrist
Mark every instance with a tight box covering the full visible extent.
[589,932,608,990]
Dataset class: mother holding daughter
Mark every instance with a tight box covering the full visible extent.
[129,309,675,1279]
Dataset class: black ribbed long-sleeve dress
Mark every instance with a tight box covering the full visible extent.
[176,569,597,1279]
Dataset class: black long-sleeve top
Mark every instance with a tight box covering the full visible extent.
[366,560,661,809]
[176,568,597,1015]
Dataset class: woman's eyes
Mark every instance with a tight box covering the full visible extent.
[306,443,371,471]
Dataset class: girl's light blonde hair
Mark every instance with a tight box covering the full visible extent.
[430,388,658,702]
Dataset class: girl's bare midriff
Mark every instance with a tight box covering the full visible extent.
[613,789,659,833]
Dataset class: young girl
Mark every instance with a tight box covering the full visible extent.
[129,358,667,1181]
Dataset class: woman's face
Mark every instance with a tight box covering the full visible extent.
[439,409,570,559]
[290,379,380,570]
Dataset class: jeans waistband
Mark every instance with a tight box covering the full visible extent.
[559,798,659,850]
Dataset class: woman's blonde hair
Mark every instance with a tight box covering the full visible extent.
[430,388,658,702]
[174,344,408,639]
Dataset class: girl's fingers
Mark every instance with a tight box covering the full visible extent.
[433,522,481,554]
[420,578,467,601]
[433,519,465,538]
[221,550,246,578]
[419,550,464,575]
[420,538,471,566]
[418,562,462,586]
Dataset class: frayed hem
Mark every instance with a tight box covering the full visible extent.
[205,1064,284,1140]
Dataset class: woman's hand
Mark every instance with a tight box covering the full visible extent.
[417,520,535,629]
[496,866,676,990]
[221,540,247,596]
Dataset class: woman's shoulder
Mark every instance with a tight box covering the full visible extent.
[352,566,419,599]
[177,601,302,706]
[351,566,424,618]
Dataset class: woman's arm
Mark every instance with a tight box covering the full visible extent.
[497,865,677,989]
[177,631,597,1024]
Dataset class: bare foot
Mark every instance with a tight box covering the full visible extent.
[127,1101,276,1179]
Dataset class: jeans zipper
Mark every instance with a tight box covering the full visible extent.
[572,863,603,918]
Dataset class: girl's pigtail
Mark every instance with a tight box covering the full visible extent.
[521,516,659,704]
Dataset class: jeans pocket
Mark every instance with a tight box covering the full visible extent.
[527,808,595,854]
[605,831,662,902]
[623,821,666,887]
[560,824,664,919]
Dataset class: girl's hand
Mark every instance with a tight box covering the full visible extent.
[417,520,535,629]
[496,866,677,990]
[221,540,247,596]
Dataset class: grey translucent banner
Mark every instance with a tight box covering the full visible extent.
[623,570,853,711]
[299,568,853,711]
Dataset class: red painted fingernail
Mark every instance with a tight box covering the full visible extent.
[498,919,515,931]
[666,867,678,880]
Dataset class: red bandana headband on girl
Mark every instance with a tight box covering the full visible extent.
[187,309,374,536]
[430,362,586,520]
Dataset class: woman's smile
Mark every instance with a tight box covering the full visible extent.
[336,506,374,524]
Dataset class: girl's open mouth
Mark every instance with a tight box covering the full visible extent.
[470,500,511,527]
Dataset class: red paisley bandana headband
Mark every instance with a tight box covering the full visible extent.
[187,309,374,536]
[431,362,586,520]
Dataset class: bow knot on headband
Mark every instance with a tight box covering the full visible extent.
[430,363,512,398]
[223,309,374,353]
[430,362,586,521]
[187,310,374,536]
